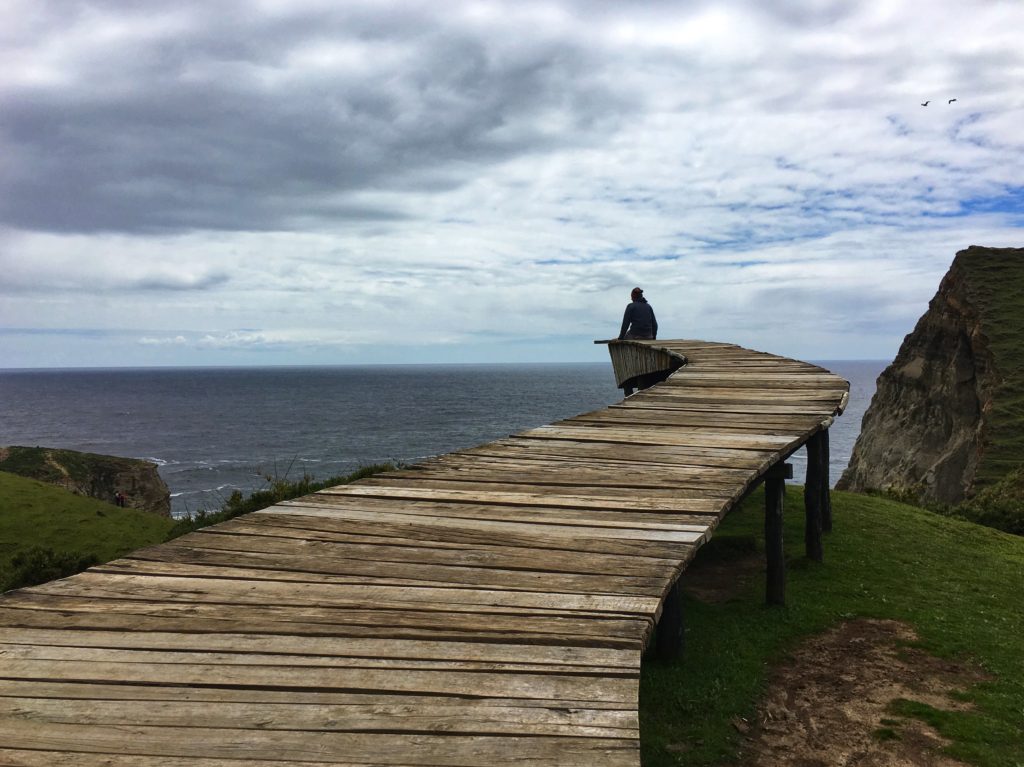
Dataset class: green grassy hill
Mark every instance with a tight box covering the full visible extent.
[0,471,174,592]
[642,485,1024,766]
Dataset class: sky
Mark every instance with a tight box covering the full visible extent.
[2,0,1022,368]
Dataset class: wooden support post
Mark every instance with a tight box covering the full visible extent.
[821,428,833,533]
[764,463,791,607]
[804,432,824,562]
[655,579,684,660]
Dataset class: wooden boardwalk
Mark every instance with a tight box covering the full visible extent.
[0,340,848,766]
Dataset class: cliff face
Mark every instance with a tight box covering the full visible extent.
[0,446,171,517]
[838,247,1010,504]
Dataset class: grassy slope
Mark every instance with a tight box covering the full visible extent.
[0,470,174,591]
[959,247,1024,486]
[641,486,1024,767]
[0,445,142,485]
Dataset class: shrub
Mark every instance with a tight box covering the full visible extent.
[166,462,395,539]
[4,547,99,591]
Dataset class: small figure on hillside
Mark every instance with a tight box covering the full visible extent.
[618,287,658,340]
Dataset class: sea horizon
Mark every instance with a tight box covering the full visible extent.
[0,357,889,372]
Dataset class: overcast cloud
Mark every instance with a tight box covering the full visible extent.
[2,0,1022,367]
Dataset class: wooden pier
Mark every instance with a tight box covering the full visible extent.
[0,340,848,766]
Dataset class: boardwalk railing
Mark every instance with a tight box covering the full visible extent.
[0,340,848,767]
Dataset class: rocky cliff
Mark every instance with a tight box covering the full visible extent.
[839,246,1024,506]
[0,446,171,517]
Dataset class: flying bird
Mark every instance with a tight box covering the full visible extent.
[921,100,930,106]
[948,98,957,104]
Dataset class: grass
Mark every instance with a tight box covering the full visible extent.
[958,247,1024,488]
[640,485,1024,767]
[2,463,395,590]
[0,470,175,592]
[0,445,132,485]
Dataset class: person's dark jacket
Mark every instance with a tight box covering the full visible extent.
[618,299,657,339]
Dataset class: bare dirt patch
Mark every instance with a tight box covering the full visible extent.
[729,619,986,767]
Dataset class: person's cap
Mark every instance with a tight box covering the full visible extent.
[631,287,643,297]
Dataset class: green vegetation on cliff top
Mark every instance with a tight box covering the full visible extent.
[958,246,1024,487]
[0,445,147,486]
[0,471,174,592]
[642,486,1024,766]
[1,463,395,592]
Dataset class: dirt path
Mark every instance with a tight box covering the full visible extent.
[681,553,985,766]
[732,618,983,766]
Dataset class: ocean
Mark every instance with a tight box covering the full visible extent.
[0,360,885,518]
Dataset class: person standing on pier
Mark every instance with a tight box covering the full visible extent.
[618,287,658,340]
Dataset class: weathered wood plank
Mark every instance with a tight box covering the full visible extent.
[0,629,637,668]
[0,724,641,766]
[0,657,640,703]
[0,696,639,738]
[0,599,650,648]
[519,425,798,451]
[28,572,662,617]
[0,643,635,680]
[319,484,722,514]
[273,497,716,533]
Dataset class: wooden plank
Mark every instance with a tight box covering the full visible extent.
[120,547,679,599]
[228,511,702,560]
[613,400,836,416]
[0,723,641,766]
[192,520,691,573]
[0,642,633,678]
[280,495,717,530]
[0,746,633,767]
[518,425,799,451]
[636,389,847,403]
[0,595,651,647]
[355,476,731,500]
[0,695,638,738]
[29,572,663,617]
[0,657,640,704]
[320,484,723,515]
[119,547,676,597]
[660,379,846,391]
[409,453,755,482]
[474,438,773,470]
[56,536,679,585]
[0,629,638,669]
[496,435,777,461]
[378,470,740,497]
[0,679,635,711]
[567,410,821,434]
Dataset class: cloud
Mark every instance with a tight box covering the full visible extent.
[138,335,187,346]
[0,1,633,234]
[0,0,1022,368]
[129,271,230,291]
